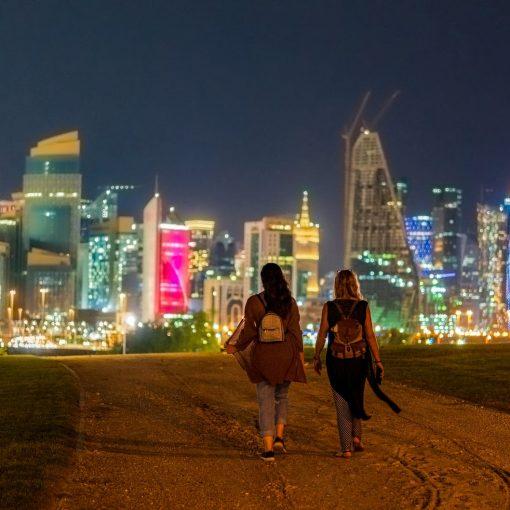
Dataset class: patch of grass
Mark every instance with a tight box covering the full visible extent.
[0,356,79,509]
[305,344,510,413]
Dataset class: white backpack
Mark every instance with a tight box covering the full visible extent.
[257,294,285,343]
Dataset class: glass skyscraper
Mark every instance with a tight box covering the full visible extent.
[343,129,419,329]
[22,132,82,314]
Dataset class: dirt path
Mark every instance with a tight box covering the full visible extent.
[53,354,510,510]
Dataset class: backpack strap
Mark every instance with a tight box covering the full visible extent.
[333,300,359,319]
[346,300,359,318]
[333,301,347,320]
[257,293,268,311]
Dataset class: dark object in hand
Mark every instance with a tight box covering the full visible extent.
[375,365,383,384]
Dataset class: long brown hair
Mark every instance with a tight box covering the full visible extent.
[334,269,363,300]
[260,263,293,318]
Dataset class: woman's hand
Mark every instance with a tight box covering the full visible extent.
[376,361,384,379]
[225,344,237,355]
[313,356,322,375]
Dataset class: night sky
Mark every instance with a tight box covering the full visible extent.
[1,1,510,273]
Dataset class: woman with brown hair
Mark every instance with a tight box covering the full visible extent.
[226,263,306,462]
[313,269,399,458]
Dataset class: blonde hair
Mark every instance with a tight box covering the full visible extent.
[334,269,363,300]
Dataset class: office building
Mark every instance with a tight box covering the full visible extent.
[87,216,140,312]
[203,276,243,331]
[293,191,319,302]
[405,216,433,272]
[432,187,462,278]
[477,204,508,331]
[22,132,82,313]
[243,215,294,299]
[185,219,215,305]
[142,194,190,322]
[343,128,418,329]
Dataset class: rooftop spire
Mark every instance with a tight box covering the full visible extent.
[154,174,159,197]
[298,190,311,227]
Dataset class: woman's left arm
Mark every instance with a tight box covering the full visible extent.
[364,305,384,376]
[288,300,305,364]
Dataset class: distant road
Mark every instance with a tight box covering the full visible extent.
[54,354,510,510]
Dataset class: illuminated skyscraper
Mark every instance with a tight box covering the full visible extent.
[142,193,162,322]
[209,231,236,277]
[0,199,23,305]
[243,216,294,299]
[159,222,190,316]
[243,193,320,304]
[142,194,190,322]
[405,216,433,272]
[293,191,320,301]
[185,219,215,305]
[87,216,140,312]
[343,128,418,328]
[22,132,81,313]
[432,187,462,277]
[477,204,508,330]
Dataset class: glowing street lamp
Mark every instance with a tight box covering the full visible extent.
[40,288,49,321]
[118,293,127,355]
[9,290,16,312]
[466,309,473,329]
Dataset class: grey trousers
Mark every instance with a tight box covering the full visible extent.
[332,389,362,452]
[256,380,291,437]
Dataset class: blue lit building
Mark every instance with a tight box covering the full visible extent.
[405,215,433,273]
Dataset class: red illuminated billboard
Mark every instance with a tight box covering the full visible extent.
[159,225,190,315]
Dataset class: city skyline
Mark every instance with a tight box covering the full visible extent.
[2,1,510,273]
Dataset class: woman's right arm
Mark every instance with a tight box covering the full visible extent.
[313,304,329,372]
[230,297,258,352]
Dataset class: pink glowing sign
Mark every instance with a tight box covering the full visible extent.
[159,225,190,315]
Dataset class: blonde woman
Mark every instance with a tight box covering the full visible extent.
[314,269,399,458]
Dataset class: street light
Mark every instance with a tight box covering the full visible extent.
[9,290,16,311]
[118,293,127,355]
[40,288,49,321]
[466,309,473,330]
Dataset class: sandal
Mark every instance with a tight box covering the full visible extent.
[335,450,352,459]
[353,437,364,452]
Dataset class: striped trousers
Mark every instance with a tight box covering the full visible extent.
[332,389,362,452]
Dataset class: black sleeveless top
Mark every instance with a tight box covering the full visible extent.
[326,299,368,349]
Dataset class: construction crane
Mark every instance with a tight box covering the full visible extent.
[342,92,371,266]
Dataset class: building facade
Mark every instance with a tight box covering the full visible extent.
[432,187,463,278]
[344,129,419,328]
[142,195,190,321]
[22,132,82,313]
[243,216,294,298]
[185,219,215,308]
[405,216,433,273]
[293,191,319,302]
[477,204,508,331]
[343,129,418,329]
[86,216,140,312]
[203,277,243,331]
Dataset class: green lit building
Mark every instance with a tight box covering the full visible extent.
[86,217,141,312]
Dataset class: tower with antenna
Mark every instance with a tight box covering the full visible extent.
[342,92,418,329]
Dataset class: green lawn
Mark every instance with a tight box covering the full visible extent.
[305,344,510,413]
[0,356,79,509]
